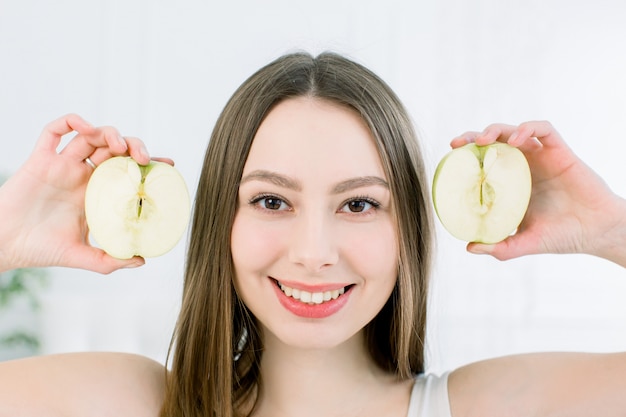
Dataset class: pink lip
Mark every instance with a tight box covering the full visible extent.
[270,278,353,319]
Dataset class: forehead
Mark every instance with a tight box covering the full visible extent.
[242,97,386,180]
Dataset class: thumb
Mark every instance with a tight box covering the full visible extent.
[63,247,145,274]
[466,234,536,261]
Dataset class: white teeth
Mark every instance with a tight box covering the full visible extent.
[278,282,347,305]
[311,292,323,304]
[300,291,312,303]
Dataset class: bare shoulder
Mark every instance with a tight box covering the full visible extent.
[0,351,166,417]
[448,351,626,417]
[447,353,541,417]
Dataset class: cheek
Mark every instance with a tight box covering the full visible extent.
[342,222,398,282]
[231,213,285,277]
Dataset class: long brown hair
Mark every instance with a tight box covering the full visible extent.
[160,51,434,417]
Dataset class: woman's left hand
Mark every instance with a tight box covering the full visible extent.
[450,120,626,267]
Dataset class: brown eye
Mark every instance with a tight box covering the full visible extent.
[249,194,290,211]
[340,198,379,214]
[264,198,284,210]
[348,200,367,213]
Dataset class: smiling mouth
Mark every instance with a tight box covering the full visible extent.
[274,280,352,305]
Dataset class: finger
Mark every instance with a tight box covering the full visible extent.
[474,123,516,146]
[64,247,145,274]
[34,114,95,153]
[466,233,540,261]
[452,124,528,148]
[466,241,517,261]
[478,121,562,148]
[151,156,175,166]
[450,131,480,148]
[474,123,544,154]
[125,136,151,165]
[60,126,128,161]
[86,136,151,167]
[510,120,568,150]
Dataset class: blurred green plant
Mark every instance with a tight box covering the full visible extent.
[0,173,49,357]
[0,267,48,352]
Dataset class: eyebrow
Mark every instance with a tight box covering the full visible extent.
[240,170,389,193]
[240,170,302,191]
[331,176,389,193]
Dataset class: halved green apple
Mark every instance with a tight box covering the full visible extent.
[432,142,532,243]
[85,156,191,259]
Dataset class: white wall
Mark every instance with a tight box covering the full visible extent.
[1,0,626,373]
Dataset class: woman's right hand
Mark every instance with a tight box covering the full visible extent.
[451,121,626,267]
[0,114,154,274]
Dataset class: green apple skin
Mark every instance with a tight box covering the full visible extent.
[84,156,191,259]
[432,142,532,244]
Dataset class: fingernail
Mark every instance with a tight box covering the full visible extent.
[508,132,520,146]
[140,144,150,161]
[118,134,128,150]
[468,244,493,255]
[475,131,489,145]
[125,259,145,269]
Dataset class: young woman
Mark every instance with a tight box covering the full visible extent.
[1,52,625,417]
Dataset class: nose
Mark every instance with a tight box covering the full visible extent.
[288,209,338,273]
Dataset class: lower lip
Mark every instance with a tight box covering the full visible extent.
[271,280,352,319]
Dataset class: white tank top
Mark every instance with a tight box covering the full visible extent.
[406,372,452,417]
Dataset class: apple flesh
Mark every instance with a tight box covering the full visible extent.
[432,142,532,244]
[85,156,191,259]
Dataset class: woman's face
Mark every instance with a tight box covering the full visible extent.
[231,97,398,349]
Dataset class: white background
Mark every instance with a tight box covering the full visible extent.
[1,0,625,374]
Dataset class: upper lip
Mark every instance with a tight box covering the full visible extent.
[270,277,352,293]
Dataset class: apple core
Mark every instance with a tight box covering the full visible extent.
[432,142,532,243]
[84,156,191,259]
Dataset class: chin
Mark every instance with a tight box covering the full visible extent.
[264,321,363,351]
